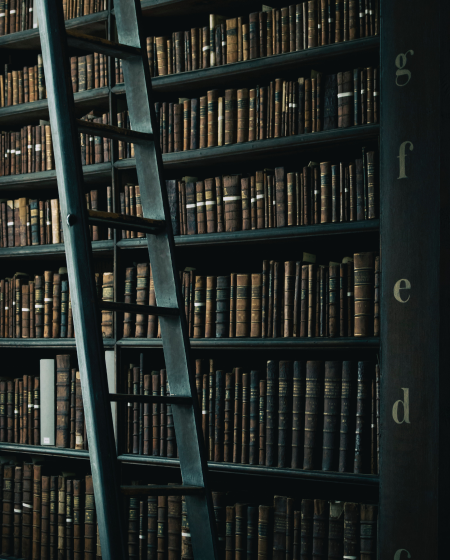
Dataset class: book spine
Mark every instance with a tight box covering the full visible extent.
[343,502,360,560]
[277,361,292,467]
[338,361,355,472]
[233,368,242,463]
[2,466,14,555]
[303,360,323,470]
[84,475,96,560]
[322,361,342,471]
[224,371,234,462]
[56,354,71,448]
[291,361,305,468]
[353,252,375,336]
[312,499,328,559]
[22,463,33,558]
[273,496,287,560]
[265,360,278,466]
[354,361,372,473]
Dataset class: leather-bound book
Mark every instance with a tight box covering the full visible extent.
[168,493,182,560]
[201,26,210,68]
[201,374,209,449]
[173,103,182,152]
[338,71,353,127]
[84,475,96,560]
[60,279,69,338]
[274,167,286,227]
[41,475,50,560]
[250,273,262,338]
[235,503,247,560]
[367,150,376,219]
[277,361,293,467]
[49,475,58,559]
[6,380,13,442]
[205,276,216,338]
[349,0,358,39]
[223,175,241,232]
[272,496,287,560]
[259,378,266,465]
[185,181,197,235]
[320,162,331,223]
[43,271,53,338]
[21,283,30,338]
[300,499,313,560]
[283,261,295,337]
[307,1,317,47]
[232,368,242,463]
[328,264,339,337]
[312,499,328,560]
[322,361,342,471]
[224,371,234,462]
[307,264,316,337]
[0,381,5,439]
[212,491,226,554]
[160,370,167,457]
[241,372,250,463]
[65,479,74,560]
[248,12,259,59]
[199,96,207,148]
[224,89,237,145]
[242,22,249,60]
[131,365,139,454]
[27,374,34,444]
[150,371,160,456]
[123,267,136,338]
[360,504,377,560]
[338,361,355,472]
[246,505,257,560]
[349,163,356,221]
[346,260,354,336]
[101,272,113,338]
[225,505,235,560]
[291,361,306,468]
[287,172,295,226]
[128,496,139,558]
[181,498,193,560]
[155,36,168,75]
[33,376,39,445]
[22,463,33,558]
[226,18,238,63]
[355,158,364,220]
[51,272,61,338]
[75,371,84,450]
[190,97,199,150]
[237,88,249,143]
[218,96,225,145]
[207,89,219,147]
[135,263,149,338]
[265,360,278,466]
[73,479,83,560]
[157,494,167,557]
[328,501,344,560]
[343,503,359,560]
[208,363,215,461]
[303,361,323,470]
[374,256,380,337]
[214,175,224,232]
[193,275,206,338]
[299,265,308,337]
[2,465,13,555]
[204,177,217,233]
[13,466,22,558]
[196,180,206,234]
[236,274,250,337]
[353,252,375,336]
[214,370,225,462]
[354,361,372,473]
[247,370,260,465]
[216,275,229,338]
[248,89,256,141]
[174,30,184,73]
[56,354,71,448]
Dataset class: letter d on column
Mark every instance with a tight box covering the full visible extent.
[392,388,410,424]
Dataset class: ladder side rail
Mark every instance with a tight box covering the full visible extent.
[114,3,220,559]
[35,2,127,559]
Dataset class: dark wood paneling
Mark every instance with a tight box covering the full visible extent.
[380,0,450,557]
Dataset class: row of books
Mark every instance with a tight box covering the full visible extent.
[124,357,379,475]
[2,57,45,107]
[148,70,379,156]
[0,0,106,36]
[0,114,111,177]
[0,191,112,248]
[126,493,378,560]
[0,464,102,560]
[0,53,109,108]
[0,269,113,339]
[116,2,380,80]
[160,154,377,238]
[123,252,379,339]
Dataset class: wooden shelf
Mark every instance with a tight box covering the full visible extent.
[113,37,379,95]
[118,219,379,250]
[0,87,109,127]
[0,162,111,191]
[0,239,113,259]
[0,338,116,348]
[117,337,379,349]
[118,454,379,487]
[0,11,108,50]
[0,442,89,459]
[115,125,379,172]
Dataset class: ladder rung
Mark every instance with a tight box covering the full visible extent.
[99,301,179,317]
[66,30,141,60]
[88,210,165,235]
[76,119,153,145]
[120,485,204,497]
[109,393,192,405]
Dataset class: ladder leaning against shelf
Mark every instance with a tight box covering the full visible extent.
[35,0,219,558]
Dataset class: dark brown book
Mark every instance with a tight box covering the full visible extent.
[367,150,376,219]
[339,361,355,472]
[199,96,207,149]
[237,88,249,144]
[308,0,317,47]
[273,496,287,560]
[329,265,339,337]
[265,360,278,467]
[205,276,216,338]
[337,71,353,128]
[22,463,33,559]
[241,372,250,464]
[3,465,14,555]
[225,505,235,560]
[207,89,219,147]
[135,263,149,338]
[75,370,84,450]
[41,475,50,560]
[346,260,354,336]
[13,466,22,558]
[277,361,293,467]
[354,361,372,473]
[84,475,96,560]
[224,371,234,462]
[49,475,58,560]
[374,256,380,337]
[236,274,250,337]
[214,369,225,462]
[300,499,313,560]
[250,273,262,338]
[343,503,360,560]
[283,261,295,337]
[223,175,241,232]
[354,252,375,336]
[291,361,306,469]
[233,367,242,463]
[56,354,71,448]
[32,465,41,560]
[123,266,136,338]
[224,89,237,145]
[226,18,238,63]
[205,177,217,233]
[360,504,377,560]
[321,361,342,471]
[312,499,328,559]
[43,270,53,338]
[168,493,181,560]
[328,501,344,560]
[303,360,324,470]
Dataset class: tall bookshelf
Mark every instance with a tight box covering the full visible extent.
[0,0,443,557]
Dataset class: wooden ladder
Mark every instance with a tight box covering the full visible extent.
[35,0,219,558]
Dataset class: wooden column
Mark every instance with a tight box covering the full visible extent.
[380,1,450,557]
